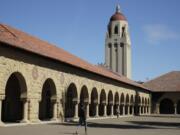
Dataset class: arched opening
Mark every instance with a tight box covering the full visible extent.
[89,88,98,117]
[114,92,119,115]
[130,95,134,114]
[107,91,113,116]
[141,97,144,114]
[125,94,129,115]
[99,89,106,116]
[2,72,27,122]
[79,85,89,117]
[120,93,124,115]
[39,79,56,120]
[65,83,78,118]
[160,98,174,114]
[177,100,180,114]
[114,25,118,34]
[144,98,147,114]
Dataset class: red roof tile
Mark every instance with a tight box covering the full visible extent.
[143,71,180,92]
[0,24,148,90]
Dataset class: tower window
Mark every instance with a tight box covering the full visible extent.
[122,27,125,37]
[114,25,118,34]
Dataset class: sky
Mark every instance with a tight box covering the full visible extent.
[1,0,180,81]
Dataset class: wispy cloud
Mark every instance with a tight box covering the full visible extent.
[143,24,180,44]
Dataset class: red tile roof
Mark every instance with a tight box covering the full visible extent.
[143,71,180,92]
[0,24,148,90]
[110,12,127,21]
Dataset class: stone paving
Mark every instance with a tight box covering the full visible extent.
[0,116,180,135]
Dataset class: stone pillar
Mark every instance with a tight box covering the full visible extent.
[123,105,125,115]
[0,99,4,125]
[21,99,29,123]
[52,102,57,120]
[104,104,107,117]
[95,104,99,117]
[74,103,78,119]
[86,104,89,118]
[139,106,141,115]
[174,103,177,115]
[29,99,40,123]
[111,105,114,116]
[156,104,160,114]
[132,105,134,115]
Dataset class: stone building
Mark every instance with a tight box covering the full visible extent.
[143,71,180,115]
[0,6,151,126]
[0,5,179,127]
[105,5,131,78]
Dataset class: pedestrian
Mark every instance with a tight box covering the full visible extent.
[78,102,87,134]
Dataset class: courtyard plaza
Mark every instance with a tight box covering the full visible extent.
[0,116,180,135]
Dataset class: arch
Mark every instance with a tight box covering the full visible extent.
[89,87,98,117]
[39,78,57,120]
[120,93,125,115]
[99,89,106,116]
[65,83,78,118]
[2,72,27,122]
[80,85,89,104]
[125,94,129,115]
[107,91,113,116]
[114,25,118,34]
[130,95,134,114]
[177,100,180,114]
[142,97,144,105]
[120,93,125,104]
[145,98,147,106]
[78,85,89,117]
[114,92,119,115]
[160,98,174,114]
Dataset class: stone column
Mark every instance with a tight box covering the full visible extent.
[123,105,125,115]
[139,106,141,115]
[174,103,177,115]
[104,104,107,117]
[132,105,134,115]
[95,104,99,117]
[0,99,4,125]
[111,105,114,116]
[74,103,78,119]
[156,104,160,114]
[86,104,89,118]
[21,99,29,123]
[52,102,57,120]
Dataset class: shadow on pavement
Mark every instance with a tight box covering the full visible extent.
[127,121,180,128]
[49,122,157,129]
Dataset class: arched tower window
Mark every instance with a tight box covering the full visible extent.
[114,25,118,34]
[121,27,125,37]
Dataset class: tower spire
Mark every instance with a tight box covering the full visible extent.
[116,4,121,13]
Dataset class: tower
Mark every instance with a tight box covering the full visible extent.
[105,5,131,78]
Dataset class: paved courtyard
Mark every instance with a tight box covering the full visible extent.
[0,116,180,135]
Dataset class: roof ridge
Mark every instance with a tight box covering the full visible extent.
[0,24,18,38]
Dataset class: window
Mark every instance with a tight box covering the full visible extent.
[114,25,118,34]
[122,27,125,37]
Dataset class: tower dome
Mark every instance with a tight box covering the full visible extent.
[110,4,126,21]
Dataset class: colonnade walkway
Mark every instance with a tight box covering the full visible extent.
[0,116,180,135]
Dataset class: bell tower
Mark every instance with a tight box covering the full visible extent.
[105,5,131,78]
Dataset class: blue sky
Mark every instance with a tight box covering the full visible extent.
[1,0,180,81]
